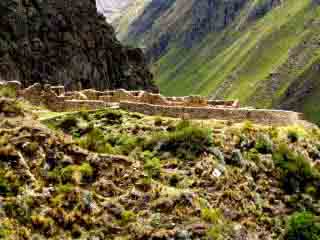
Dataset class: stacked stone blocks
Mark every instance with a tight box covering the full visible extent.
[0,81,302,125]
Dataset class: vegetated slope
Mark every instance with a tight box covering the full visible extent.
[111,0,153,41]
[115,0,320,124]
[1,91,320,239]
[0,0,157,92]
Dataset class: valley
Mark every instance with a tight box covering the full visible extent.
[112,0,320,124]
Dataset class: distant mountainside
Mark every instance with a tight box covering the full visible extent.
[114,0,320,124]
[0,0,157,92]
[96,0,133,22]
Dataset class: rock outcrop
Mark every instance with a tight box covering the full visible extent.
[0,0,157,92]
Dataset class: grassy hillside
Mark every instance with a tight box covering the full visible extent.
[116,0,320,124]
[155,0,320,124]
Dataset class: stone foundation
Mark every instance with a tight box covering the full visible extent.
[0,81,304,125]
[119,102,302,126]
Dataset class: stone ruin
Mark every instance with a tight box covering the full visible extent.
[0,81,303,125]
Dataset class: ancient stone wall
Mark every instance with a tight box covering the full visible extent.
[0,81,303,125]
[119,102,302,126]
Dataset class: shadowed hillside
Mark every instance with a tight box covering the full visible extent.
[0,0,157,92]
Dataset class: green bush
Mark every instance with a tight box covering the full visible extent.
[284,212,320,240]
[0,226,11,238]
[175,120,192,131]
[0,86,16,98]
[287,130,300,143]
[61,162,93,184]
[93,109,122,123]
[145,123,213,160]
[242,120,254,132]
[0,170,20,196]
[273,143,320,194]
[144,157,161,178]
[154,116,164,126]
[57,184,74,193]
[255,134,273,154]
[79,128,114,154]
[201,208,223,224]
[0,176,11,196]
[120,210,136,225]
[58,115,78,132]
[114,134,138,155]
[202,208,233,240]
[206,225,225,240]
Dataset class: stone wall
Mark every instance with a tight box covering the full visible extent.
[119,101,302,126]
[0,81,303,125]
[52,100,112,112]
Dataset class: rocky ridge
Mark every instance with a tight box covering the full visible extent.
[0,0,157,92]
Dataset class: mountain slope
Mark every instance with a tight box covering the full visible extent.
[114,0,320,124]
[1,94,320,239]
[0,0,157,92]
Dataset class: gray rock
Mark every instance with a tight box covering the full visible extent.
[175,230,192,240]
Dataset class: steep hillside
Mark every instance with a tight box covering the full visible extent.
[0,0,157,92]
[1,92,320,239]
[114,0,320,124]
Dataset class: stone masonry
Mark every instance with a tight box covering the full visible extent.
[0,81,303,125]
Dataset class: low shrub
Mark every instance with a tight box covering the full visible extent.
[145,122,213,160]
[58,115,79,132]
[273,143,320,194]
[61,162,93,184]
[202,208,234,240]
[144,157,161,178]
[0,170,20,196]
[0,176,11,196]
[120,210,136,225]
[169,174,181,187]
[113,134,138,155]
[201,208,223,224]
[31,215,54,233]
[175,120,192,131]
[0,86,16,98]
[284,212,320,240]
[286,126,307,143]
[154,116,164,126]
[255,134,273,154]
[79,128,114,154]
[57,184,74,193]
[242,120,254,132]
[206,225,226,240]
[0,226,11,238]
[287,130,300,143]
[93,109,122,123]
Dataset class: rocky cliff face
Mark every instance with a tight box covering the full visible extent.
[0,0,157,91]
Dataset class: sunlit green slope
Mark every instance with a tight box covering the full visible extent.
[115,0,320,124]
[153,0,320,123]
